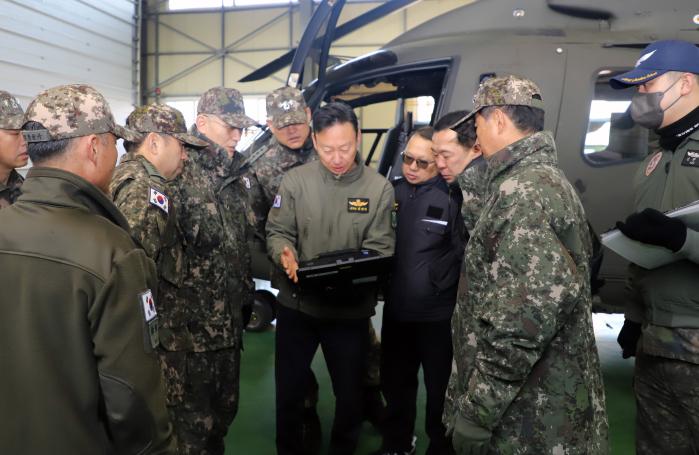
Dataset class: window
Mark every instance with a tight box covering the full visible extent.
[583,69,655,166]
[169,0,297,10]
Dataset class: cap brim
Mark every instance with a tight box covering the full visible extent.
[448,110,477,130]
[273,111,308,129]
[172,132,209,148]
[2,114,25,130]
[113,124,142,142]
[610,68,666,89]
[220,113,258,129]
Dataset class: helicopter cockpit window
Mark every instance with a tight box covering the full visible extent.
[583,69,655,166]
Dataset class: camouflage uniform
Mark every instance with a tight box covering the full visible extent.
[0,91,26,208]
[455,155,487,233]
[447,76,609,454]
[168,87,255,455]
[109,104,209,445]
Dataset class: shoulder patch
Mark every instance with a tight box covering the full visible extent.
[645,151,663,176]
[273,194,282,208]
[149,188,169,213]
[243,176,251,189]
[139,290,159,351]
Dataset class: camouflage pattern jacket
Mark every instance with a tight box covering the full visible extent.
[0,169,24,209]
[448,131,609,453]
[110,153,188,351]
[172,128,252,351]
[243,135,316,239]
[455,155,487,234]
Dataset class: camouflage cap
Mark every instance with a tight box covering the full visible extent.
[0,91,24,130]
[266,87,308,129]
[22,84,139,143]
[197,86,257,129]
[126,103,208,148]
[450,75,545,128]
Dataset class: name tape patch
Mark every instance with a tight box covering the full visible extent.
[348,198,370,213]
[682,150,699,168]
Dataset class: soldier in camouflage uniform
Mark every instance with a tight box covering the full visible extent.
[243,87,316,239]
[109,103,208,448]
[169,86,256,455]
[445,75,609,454]
[432,110,486,233]
[0,91,27,209]
[611,40,699,454]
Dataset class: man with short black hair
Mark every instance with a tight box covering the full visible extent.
[0,91,27,208]
[0,84,175,454]
[446,75,608,454]
[433,111,486,232]
[611,39,699,454]
[267,102,395,455]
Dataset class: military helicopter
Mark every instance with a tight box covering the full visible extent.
[240,0,699,330]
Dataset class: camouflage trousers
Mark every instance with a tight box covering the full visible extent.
[159,347,241,455]
[304,320,381,408]
[635,351,699,455]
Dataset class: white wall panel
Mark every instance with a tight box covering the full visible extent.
[0,0,136,123]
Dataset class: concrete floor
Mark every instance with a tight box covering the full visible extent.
[226,311,636,454]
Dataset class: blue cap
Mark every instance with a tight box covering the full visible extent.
[610,40,699,89]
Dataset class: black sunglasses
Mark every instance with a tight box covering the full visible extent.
[401,152,435,170]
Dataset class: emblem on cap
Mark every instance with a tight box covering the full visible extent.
[635,50,656,67]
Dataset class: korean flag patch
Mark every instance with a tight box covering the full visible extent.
[243,176,251,189]
[149,188,169,213]
[139,290,159,351]
[273,194,282,208]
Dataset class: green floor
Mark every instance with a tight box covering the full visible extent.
[227,312,635,454]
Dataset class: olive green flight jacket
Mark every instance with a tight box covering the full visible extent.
[627,128,699,363]
[0,167,175,454]
[266,159,395,319]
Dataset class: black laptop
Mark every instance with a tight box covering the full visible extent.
[297,249,393,287]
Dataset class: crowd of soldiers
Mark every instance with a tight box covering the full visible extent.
[0,38,699,455]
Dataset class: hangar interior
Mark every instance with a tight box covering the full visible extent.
[1,0,635,454]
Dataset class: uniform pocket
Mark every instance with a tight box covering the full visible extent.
[419,219,448,235]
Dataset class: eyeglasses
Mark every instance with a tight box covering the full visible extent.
[206,115,243,133]
[401,152,435,170]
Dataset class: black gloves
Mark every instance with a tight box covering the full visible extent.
[616,208,687,252]
[617,320,642,359]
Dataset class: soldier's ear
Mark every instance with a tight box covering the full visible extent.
[195,114,208,131]
[147,132,160,154]
[266,119,274,130]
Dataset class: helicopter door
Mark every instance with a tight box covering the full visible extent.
[556,43,659,311]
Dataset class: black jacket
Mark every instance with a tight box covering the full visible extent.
[385,175,466,321]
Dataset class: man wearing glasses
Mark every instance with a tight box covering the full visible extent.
[171,87,257,454]
[374,127,466,455]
